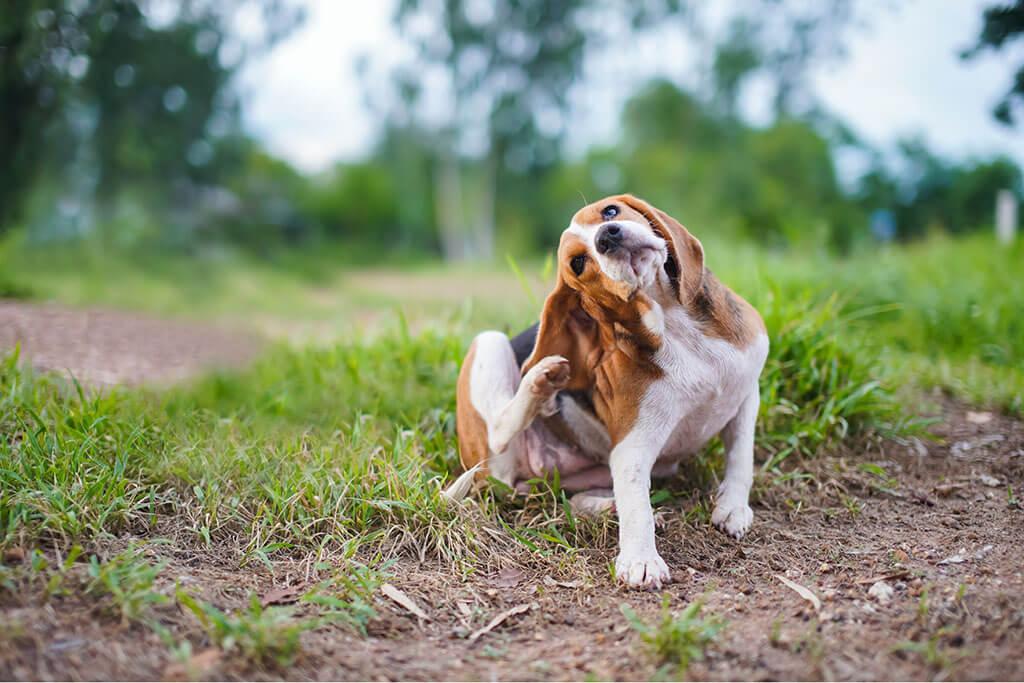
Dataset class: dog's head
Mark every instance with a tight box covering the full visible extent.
[559,194,705,309]
[522,194,705,385]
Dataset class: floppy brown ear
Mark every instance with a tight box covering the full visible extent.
[619,194,705,304]
[521,270,593,390]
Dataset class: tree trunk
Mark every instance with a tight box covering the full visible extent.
[475,148,498,260]
[436,147,465,261]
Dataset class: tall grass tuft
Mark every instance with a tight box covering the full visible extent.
[756,288,913,470]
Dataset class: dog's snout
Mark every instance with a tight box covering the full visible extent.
[596,223,623,254]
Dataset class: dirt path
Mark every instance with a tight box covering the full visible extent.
[1,302,1022,680]
[0,300,261,386]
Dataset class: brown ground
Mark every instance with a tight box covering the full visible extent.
[1,302,1022,681]
[0,301,260,386]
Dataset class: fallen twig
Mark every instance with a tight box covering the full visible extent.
[468,603,533,642]
[855,570,910,585]
[775,574,821,612]
[381,583,431,621]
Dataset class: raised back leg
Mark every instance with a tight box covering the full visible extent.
[454,331,568,489]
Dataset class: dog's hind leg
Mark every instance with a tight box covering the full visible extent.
[452,331,569,495]
[711,381,759,538]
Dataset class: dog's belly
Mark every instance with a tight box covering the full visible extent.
[514,395,613,490]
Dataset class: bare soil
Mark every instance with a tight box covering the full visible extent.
[1,302,1022,681]
[0,300,260,386]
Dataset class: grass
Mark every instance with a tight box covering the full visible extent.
[0,541,383,669]
[621,594,725,675]
[175,591,311,668]
[3,231,1018,409]
[84,546,169,624]
[1,289,904,557]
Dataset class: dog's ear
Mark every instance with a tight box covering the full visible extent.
[619,194,705,304]
[521,269,593,389]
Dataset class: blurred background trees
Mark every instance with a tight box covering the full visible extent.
[1,0,1021,259]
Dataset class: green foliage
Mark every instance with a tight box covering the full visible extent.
[1,1,302,236]
[303,162,403,244]
[176,590,309,668]
[300,563,382,634]
[858,141,1024,240]
[85,547,169,623]
[2,0,1019,258]
[0,275,32,299]
[963,1,1024,124]
[757,291,909,468]
[621,595,725,675]
[173,563,381,669]
[0,353,165,546]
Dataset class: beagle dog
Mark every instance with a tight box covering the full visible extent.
[451,194,768,589]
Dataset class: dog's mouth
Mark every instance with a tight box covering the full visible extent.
[620,244,664,286]
[598,244,664,302]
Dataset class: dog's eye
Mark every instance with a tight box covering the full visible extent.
[570,254,586,276]
[601,205,619,220]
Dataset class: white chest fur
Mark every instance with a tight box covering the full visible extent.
[644,307,769,460]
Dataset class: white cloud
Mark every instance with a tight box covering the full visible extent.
[236,1,400,172]
[811,0,1024,165]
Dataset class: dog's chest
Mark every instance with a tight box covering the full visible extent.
[650,312,768,458]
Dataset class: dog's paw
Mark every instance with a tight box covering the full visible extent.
[569,489,615,519]
[615,550,671,590]
[526,355,570,398]
[711,495,753,539]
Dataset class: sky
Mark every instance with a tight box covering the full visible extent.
[236,0,1024,176]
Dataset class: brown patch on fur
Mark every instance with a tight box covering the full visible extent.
[522,235,664,446]
[687,268,765,346]
[614,194,765,348]
[455,342,489,477]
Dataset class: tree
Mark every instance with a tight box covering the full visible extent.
[0,0,303,235]
[963,0,1024,124]
[0,0,81,230]
[385,0,687,260]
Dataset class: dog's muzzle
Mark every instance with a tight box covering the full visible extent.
[596,223,623,254]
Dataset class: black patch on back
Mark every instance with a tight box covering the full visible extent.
[511,322,539,368]
[726,290,743,319]
[693,274,715,321]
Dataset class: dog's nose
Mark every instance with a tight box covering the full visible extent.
[596,223,623,254]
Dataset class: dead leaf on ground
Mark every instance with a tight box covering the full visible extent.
[868,581,894,605]
[934,483,966,498]
[977,473,1001,487]
[163,648,221,680]
[260,583,306,607]
[381,583,431,621]
[468,603,535,642]
[855,570,910,585]
[938,548,968,565]
[775,574,821,612]
[2,547,26,563]
[542,575,583,589]
[974,544,995,560]
[490,567,526,589]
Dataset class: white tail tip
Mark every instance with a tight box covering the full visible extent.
[442,465,481,502]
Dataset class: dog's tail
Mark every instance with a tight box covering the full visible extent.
[441,464,480,502]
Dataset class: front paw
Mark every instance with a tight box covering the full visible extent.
[711,494,753,539]
[615,550,671,590]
